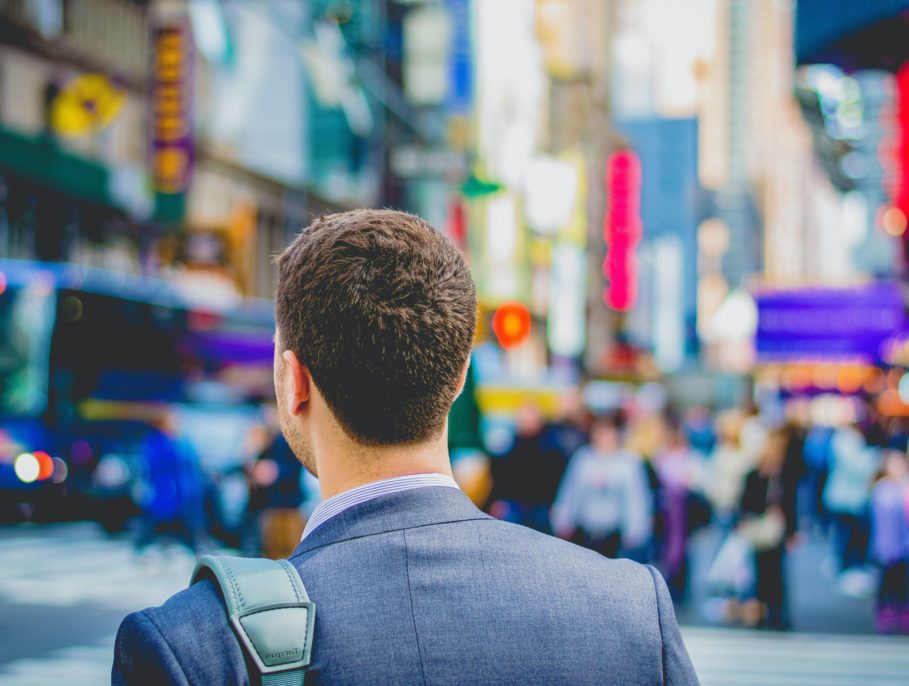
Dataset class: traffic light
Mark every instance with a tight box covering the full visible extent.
[492,302,532,349]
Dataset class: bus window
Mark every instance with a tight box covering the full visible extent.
[0,284,54,416]
[49,289,274,410]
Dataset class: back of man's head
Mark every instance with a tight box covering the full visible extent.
[275,209,477,447]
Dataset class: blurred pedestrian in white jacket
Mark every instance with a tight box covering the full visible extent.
[552,414,652,558]
[824,424,880,571]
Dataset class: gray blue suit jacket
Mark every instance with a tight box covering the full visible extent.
[112,487,699,684]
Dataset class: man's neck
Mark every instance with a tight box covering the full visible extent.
[314,433,454,500]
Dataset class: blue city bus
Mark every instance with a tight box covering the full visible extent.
[0,259,275,530]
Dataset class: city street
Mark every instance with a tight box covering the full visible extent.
[1,0,909,682]
[1,522,908,685]
[679,526,877,635]
[0,523,197,685]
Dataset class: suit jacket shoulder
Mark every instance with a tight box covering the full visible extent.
[112,487,698,685]
[113,579,246,685]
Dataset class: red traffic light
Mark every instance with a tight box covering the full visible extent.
[492,302,532,349]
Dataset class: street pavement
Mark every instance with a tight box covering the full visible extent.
[0,522,197,685]
[1,522,908,685]
[678,525,876,634]
[684,627,909,686]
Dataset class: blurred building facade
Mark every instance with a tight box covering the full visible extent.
[0,0,151,271]
[1,0,907,416]
[0,0,423,300]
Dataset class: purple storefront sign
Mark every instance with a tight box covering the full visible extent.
[755,282,906,363]
[151,21,194,195]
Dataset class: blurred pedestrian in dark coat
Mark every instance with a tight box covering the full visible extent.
[739,428,797,630]
[489,403,566,533]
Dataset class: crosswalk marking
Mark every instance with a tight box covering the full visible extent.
[0,638,115,686]
[683,626,909,686]
[0,523,199,685]
[0,523,198,611]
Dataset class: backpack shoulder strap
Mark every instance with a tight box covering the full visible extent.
[191,555,315,686]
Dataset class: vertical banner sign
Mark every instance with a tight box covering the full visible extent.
[151,21,194,208]
[603,150,642,311]
[894,64,909,264]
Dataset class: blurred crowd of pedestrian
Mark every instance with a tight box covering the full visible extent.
[127,387,909,636]
[478,393,909,635]
[131,407,310,565]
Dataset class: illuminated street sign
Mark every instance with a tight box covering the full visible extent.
[603,150,642,311]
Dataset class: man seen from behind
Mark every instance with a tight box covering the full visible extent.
[112,209,698,685]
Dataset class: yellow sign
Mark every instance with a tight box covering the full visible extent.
[51,74,126,137]
[152,23,193,195]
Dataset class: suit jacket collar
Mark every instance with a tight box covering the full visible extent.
[289,486,492,557]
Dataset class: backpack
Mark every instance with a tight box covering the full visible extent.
[191,556,315,686]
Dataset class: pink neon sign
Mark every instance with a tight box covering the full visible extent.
[603,150,642,311]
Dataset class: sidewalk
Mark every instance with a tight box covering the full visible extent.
[679,526,874,634]
[684,626,909,686]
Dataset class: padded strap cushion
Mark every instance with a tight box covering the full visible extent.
[192,556,315,686]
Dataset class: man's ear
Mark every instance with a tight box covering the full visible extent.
[453,358,470,399]
[281,350,310,416]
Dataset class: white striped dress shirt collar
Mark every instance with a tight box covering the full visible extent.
[301,473,461,541]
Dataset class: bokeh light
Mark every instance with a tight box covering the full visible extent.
[33,451,54,481]
[51,457,69,484]
[882,206,907,236]
[14,453,40,484]
[70,440,93,465]
[898,372,909,404]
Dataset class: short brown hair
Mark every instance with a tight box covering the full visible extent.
[275,209,477,445]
